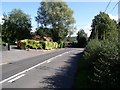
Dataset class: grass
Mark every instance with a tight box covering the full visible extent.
[74,55,93,89]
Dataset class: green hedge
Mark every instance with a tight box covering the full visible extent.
[44,41,59,50]
[19,39,59,50]
[84,39,120,88]
[57,41,64,48]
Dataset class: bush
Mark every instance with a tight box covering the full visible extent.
[19,39,43,50]
[18,39,59,50]
[44,41,59,50]
[54,42,59,48]
[44,41,49,50]
[77,37,88,48]
[20,39,29,49]
[84,39,101,61]
[84,39,120,88]
[57,41,64,48]
[96,40,119,88]
[71,42,78,48]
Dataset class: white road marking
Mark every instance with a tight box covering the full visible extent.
[0,50,71,84]
[0,60,47,84]
[46,51,70,63]
[0,63,8,66]
[8,74,25,83]
[47,60,52,63]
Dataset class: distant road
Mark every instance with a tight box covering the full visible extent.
[1,48,84,89]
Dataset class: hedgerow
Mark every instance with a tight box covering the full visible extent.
[84,39,120,88]
[18,39,60,50]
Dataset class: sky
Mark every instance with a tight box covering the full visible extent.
[0,0,118,37]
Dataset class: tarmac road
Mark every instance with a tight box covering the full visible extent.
[1,48,84,89]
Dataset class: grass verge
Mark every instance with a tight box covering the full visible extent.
[74,55,93,89]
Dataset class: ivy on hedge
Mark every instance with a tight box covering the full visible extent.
[18,39,61,50]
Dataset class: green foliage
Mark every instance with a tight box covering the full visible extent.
[19,39,59,50]
[44,41,59,50]
[71,42,78,47]
[74,56,94,88]
[77,11,119,89]
[57,40,64,48]
[84,39,120,88]
[77,29,88,48]
[36,0,75,42]
[84,39,101,61]
[35,27,53,37]
[89,12,117,40]
[20,39,43,50]
[20,39,29,49]
[0,24,2,35]
[2,9,32,44]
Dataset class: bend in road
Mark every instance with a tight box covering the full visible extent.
[1,48,84,88]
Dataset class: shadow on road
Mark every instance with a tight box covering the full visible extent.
[40,51,83,89]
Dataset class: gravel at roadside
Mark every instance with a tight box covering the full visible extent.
[1,46,61,65]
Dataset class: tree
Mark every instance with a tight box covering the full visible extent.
[67,26,76,37]
[84,12,119,88]
[35,0,75,42]
[77,29,88,48]
[89,12,117,40]
[35,27,52,37]
[2,9,32,43]
[0,24,2,38]
[118,21,120,29]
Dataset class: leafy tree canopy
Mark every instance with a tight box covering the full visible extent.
[2,9,32,43]
[35,0,75,42]
[77,29,88,47]
[89,12,117,41]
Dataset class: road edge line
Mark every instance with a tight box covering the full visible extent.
[0,50,71,84]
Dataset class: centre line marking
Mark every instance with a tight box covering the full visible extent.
[8,74,25,83]
[0,50,71,84]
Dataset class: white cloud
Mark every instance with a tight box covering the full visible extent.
[82,24,92,37]
[71,24,92,37]
[71,14,118,37]
[108,14,118,21]
[82,14,118,37]
[0,15,3,24]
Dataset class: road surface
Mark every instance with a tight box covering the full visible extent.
[1,48,83,89]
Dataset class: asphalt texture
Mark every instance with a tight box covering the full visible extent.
[1,45,60,65]
[1,48,84,89]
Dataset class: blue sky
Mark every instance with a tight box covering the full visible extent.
[1,1,118,37]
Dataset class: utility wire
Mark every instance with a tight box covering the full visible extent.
[104,0,112,12]
[110,0,120,13]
